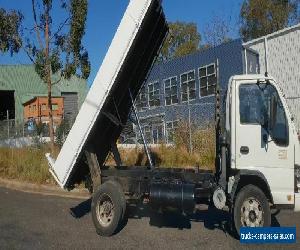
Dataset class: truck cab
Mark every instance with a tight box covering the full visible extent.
[224,75,300,228]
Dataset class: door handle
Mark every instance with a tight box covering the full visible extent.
[240,146,249,155]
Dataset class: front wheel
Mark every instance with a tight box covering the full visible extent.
[233,185,271,235]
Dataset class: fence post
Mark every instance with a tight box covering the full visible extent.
[7,110,9,139]
[22,119,25,137]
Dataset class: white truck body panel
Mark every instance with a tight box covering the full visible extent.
[46,0,167,188]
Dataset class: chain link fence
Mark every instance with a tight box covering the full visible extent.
[0,100,218,150]
[120,101,218,150]
[0,111,75,148]
[0,119,26,139]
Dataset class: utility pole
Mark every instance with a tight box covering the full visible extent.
[187,86,192,154]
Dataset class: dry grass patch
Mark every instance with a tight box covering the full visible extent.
[0,124,216,184]
[0,145,59,184]
[107,126,216,170]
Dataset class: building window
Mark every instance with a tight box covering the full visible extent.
[144,125,152,143]
[33,105,36,111]
[136,116,164,144]
[52,104,58,111]
[148,81,160,107]
[199,63,217,97]
[41,104,47,111]
[136,85,148,111]
[164,76,178,106]
[180,70,196,102]
[152,123,164,144]
[166,120,179,143]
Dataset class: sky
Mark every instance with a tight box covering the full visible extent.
[0,0,244,86]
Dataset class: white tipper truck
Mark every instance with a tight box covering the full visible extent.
[46,0,300,237]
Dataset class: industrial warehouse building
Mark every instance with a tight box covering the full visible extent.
[243,22,300,131]
[0,65,88,124]
[125,22,300,144]
[122,39,259,144]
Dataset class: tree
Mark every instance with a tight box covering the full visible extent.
[203,16,232,47]
[24,0,90,152]
[158,21,201,61]
[0,8,23,55]
[240,0,299,41]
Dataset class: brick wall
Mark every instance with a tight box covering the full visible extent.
[23,96,64,125]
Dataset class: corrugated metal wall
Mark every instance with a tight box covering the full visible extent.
[123,39,251,143]
[138,39,245,124]
[244,24,300,130]
[61,92,79,122]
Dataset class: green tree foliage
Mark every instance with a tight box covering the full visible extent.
[25,0,90,151]
[0,8,23,55]
[240,0,299,41]
[203,16,232,47]
[27,0,91,82]
[159,21,201,61]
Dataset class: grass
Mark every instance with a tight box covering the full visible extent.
[106,125,216,170]
[0,124,216,184]
[0,145,58,184]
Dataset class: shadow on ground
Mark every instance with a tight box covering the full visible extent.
[70,198,91,219]
[69,198,281,238]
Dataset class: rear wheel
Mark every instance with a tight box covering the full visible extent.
[91,181,126,236]
[233,185,271,235]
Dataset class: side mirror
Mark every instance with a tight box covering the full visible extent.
[259,112,268,129]
[270,95,277,130]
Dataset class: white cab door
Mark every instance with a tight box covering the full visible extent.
[234,80,294,205]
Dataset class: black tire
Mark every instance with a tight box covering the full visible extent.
[233,185,271,235]
[109,180,126,219]
[91,181,126,236]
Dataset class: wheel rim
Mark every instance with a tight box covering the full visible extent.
[240,197,264,227]
[96,193,114,227]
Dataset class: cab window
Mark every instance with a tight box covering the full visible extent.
[239,83,288,146]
